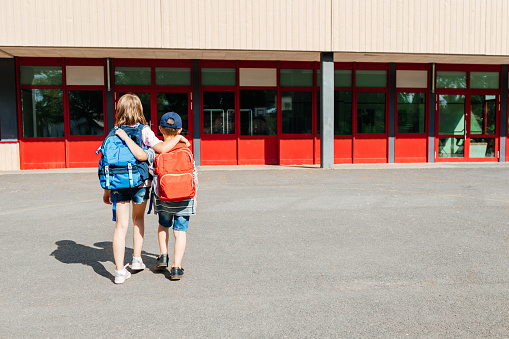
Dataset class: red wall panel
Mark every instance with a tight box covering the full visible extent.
[395,137,427,163]
[238,138,278,165]
[67,140,102,168]
[201,139,237,165]
[353,137,387,163]
[20,140,66,169]
[279,137,314,165]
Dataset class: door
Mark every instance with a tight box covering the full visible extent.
[436,94,498,161]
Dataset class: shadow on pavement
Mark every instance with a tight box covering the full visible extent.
[50,240,157,282]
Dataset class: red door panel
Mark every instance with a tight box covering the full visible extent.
[238,138,278,165]
[279,137,314,165]
[201,139,237,165]
[67,140,103,168]
[20,140,66,169]
[353,137,387,163]
[395,137,427,163]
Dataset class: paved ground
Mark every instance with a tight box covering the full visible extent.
[1,164,508,338]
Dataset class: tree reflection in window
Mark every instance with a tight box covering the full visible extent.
[69,91,104,136]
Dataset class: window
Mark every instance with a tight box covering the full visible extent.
[239,90,277,135]
[21,89,64,138]
[203,91,235,134]
[282,92,312,134]
[397,93,426,133]
[357,92,386,133]
[68,91,104,136]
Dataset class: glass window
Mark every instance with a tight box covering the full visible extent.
[66,66,104,86]
[470,72,499,89]
[119,92,152,126]
[157,93,189,136]
[397,92,426,133]
[69,91,104,136]
[239,90,277,136]
[115,67,151,86]
[203,91,235,134]
[470,95,496,135]
[357,92,386,133]
[438,95,465,135]
[316,90,352,135]
[317,69,353,88]
[155,67,191,86]
[356,70,387,87]
[469,138,495,158]
[20,66,62,85]
[282,91,312,134]
[280,69,313,87]
[439,137,464,158]
[436,71,467,89]
[21,89,64,138]
[396,70,427,88]
[201,68,236,86]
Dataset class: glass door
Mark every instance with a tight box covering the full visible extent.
[437,94,498,160]
[157,92,190,137]
[118,92,152,127]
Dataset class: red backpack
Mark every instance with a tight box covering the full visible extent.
[154,143,196,201]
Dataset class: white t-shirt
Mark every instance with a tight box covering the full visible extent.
[141,126,161,187]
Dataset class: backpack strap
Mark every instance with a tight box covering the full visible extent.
[111,192,118,222]
[127,163,134,188]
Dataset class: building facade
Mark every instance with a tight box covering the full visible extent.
[1,0,509,170]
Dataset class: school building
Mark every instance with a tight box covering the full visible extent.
[1,0,509,170]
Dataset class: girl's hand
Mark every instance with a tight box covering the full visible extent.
[103,189,112,205]
[115,129,128,140]
[180,135,191,147]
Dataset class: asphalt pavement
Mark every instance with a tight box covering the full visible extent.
[0,163,508,338]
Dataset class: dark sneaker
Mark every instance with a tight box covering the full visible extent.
[169,267,184,280]
[155,254,168,269]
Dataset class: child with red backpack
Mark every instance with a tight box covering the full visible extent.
[115,112,197,280]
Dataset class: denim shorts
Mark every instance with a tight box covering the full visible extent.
[111,187,150,204]
[158,213,189,231]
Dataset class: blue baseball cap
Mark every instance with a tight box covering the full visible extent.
[160,112,182,129]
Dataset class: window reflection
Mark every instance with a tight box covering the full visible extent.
[470,95,496,135]
[239,90,277,136]
[203,91,235,134]
[69,91,104,136]
[21,89,64,138]
[356,92,385,133]
[157,93,189,136]
[282,92,312,134]
[438,95,465,135]
[397,92,426,134]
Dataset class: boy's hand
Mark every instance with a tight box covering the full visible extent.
[180,135,191,147]
[103,189,112,205]
[115,129,128,140]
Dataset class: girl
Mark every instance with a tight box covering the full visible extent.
[102,94,188,284]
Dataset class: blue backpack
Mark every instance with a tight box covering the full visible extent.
[97,124,149,220]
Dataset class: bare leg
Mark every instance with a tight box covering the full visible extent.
[132,200,147,258]
[172,230,187,268]
[158,224,169,255]
[112,202,130,271]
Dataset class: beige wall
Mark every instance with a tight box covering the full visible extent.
[0,143,20,171]
[0,0,509,59]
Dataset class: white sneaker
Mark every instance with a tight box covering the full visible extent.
[130,257,146,271]
[114,264,131,284]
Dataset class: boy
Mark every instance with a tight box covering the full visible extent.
[115,112,196,280]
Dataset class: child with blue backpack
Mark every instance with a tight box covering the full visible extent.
[98,94,189,284]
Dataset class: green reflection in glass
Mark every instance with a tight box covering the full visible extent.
[20,66,62,85]
[155,67,191,86]
[282,92,312,134]
[69,91,104,136]
[356,92,386,133]
[201,68,236,86]
[115,67,151,86]
[157,93,189,136]
[202,91,235,134]
[470,95,496,135]
[436,71,466,89]
[470,72,499,89]
[21,89,64,138]
[397,92,426,133]
[469,138,495,158]
[438,95,465,135]
[280,69,313,87]
[438,137,464,157]
[356,70,386,87]
[239,90,277,136]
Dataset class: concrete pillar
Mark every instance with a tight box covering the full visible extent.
[192,59,201,166]
[388,63,396,163]
[320,52,334,169]
[500,65,507,162]
[428,63,436,163]
[0,58,18,140]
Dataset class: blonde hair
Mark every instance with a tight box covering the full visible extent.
[115,93,147,127]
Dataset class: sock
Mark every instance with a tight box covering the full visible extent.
[115,268,126,276]
[132,256,142,263]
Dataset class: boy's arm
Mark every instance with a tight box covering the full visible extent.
[115,129,147,161]
[153,135,190,154]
